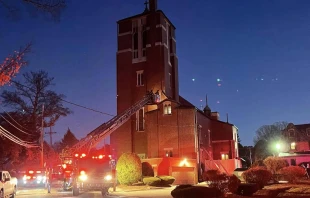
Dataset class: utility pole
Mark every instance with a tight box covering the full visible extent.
[249,146,253,165]
[41,104,44,168]
[45,126,57,146]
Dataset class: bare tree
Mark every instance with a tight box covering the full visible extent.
[253,121,288,145]
[0,43,31,87]
[1,70,72,138]
[0,0,66,21]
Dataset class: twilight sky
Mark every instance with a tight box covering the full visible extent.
[1,0,310,146]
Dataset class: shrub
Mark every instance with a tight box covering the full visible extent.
[202,169,221,181]
[203,170,228,195]
[278,166,306,183]
[227,174,241,194]
[242,167,272,189]
[171,185,222,198]
[251,160,265,168]
[116,152,142,185]
[263,156,288,174]
[142,177,161,186]
[157,175,175,185]
[142,162,154,177]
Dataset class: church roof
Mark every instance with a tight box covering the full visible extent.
[178,96,195,108]
[178,96,234,126]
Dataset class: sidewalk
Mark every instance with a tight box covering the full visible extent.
[109,184,175,193]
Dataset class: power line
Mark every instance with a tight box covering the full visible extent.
[0,106,33,132]
[10,80,114,117]
[60,99,114,116]
[0,126,39,148]
[0,112,35,136]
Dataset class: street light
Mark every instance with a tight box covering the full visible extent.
[275,142,282,156]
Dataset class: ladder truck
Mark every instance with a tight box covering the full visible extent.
[57,91,160,197]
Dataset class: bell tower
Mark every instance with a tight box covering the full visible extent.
[111,0,179,157]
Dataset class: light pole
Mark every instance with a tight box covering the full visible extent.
[40,104,44,168]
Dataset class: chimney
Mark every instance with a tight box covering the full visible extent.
[211,112,220,120]
[149,0,157,12]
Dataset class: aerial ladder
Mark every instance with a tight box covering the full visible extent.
[67,90,159,155]
[55,91,160,196]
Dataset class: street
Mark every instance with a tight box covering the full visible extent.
[17,186,175,198]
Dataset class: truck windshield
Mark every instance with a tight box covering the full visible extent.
[78,158,111,176]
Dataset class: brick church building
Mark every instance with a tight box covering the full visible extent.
[110,0,240,184]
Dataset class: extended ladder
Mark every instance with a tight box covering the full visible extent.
[67,91,158,155]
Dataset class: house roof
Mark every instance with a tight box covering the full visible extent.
[294,124,310,132]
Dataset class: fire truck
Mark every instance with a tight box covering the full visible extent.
[58,91,160,197]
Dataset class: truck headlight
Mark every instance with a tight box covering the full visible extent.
[104,175,112,181]
[79,175,87,181]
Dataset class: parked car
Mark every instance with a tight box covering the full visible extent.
[0,170,17,197]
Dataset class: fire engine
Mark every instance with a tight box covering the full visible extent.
[58,91,160,197]
[23,169,46,186]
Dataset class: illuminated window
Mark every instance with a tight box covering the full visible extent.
[136,70,144,86]
[291,142,296,150]
[221,154,229,160]
[136,108,144,131]
[163,102,172,115]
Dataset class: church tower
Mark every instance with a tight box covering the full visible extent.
[111,0,179,157]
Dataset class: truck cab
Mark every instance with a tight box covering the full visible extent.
[0,170,17,198]
[71,153,114,197]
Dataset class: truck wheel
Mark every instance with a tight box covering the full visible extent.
[101,187,109,197]
[11,186,16,198]
[73,186,79,196]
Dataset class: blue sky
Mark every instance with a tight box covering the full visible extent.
[1,0,310,146]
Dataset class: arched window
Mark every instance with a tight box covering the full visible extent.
[163,102,172,115]
[167,104,172,114]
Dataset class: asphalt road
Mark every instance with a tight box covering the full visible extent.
[17,186,174,198]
